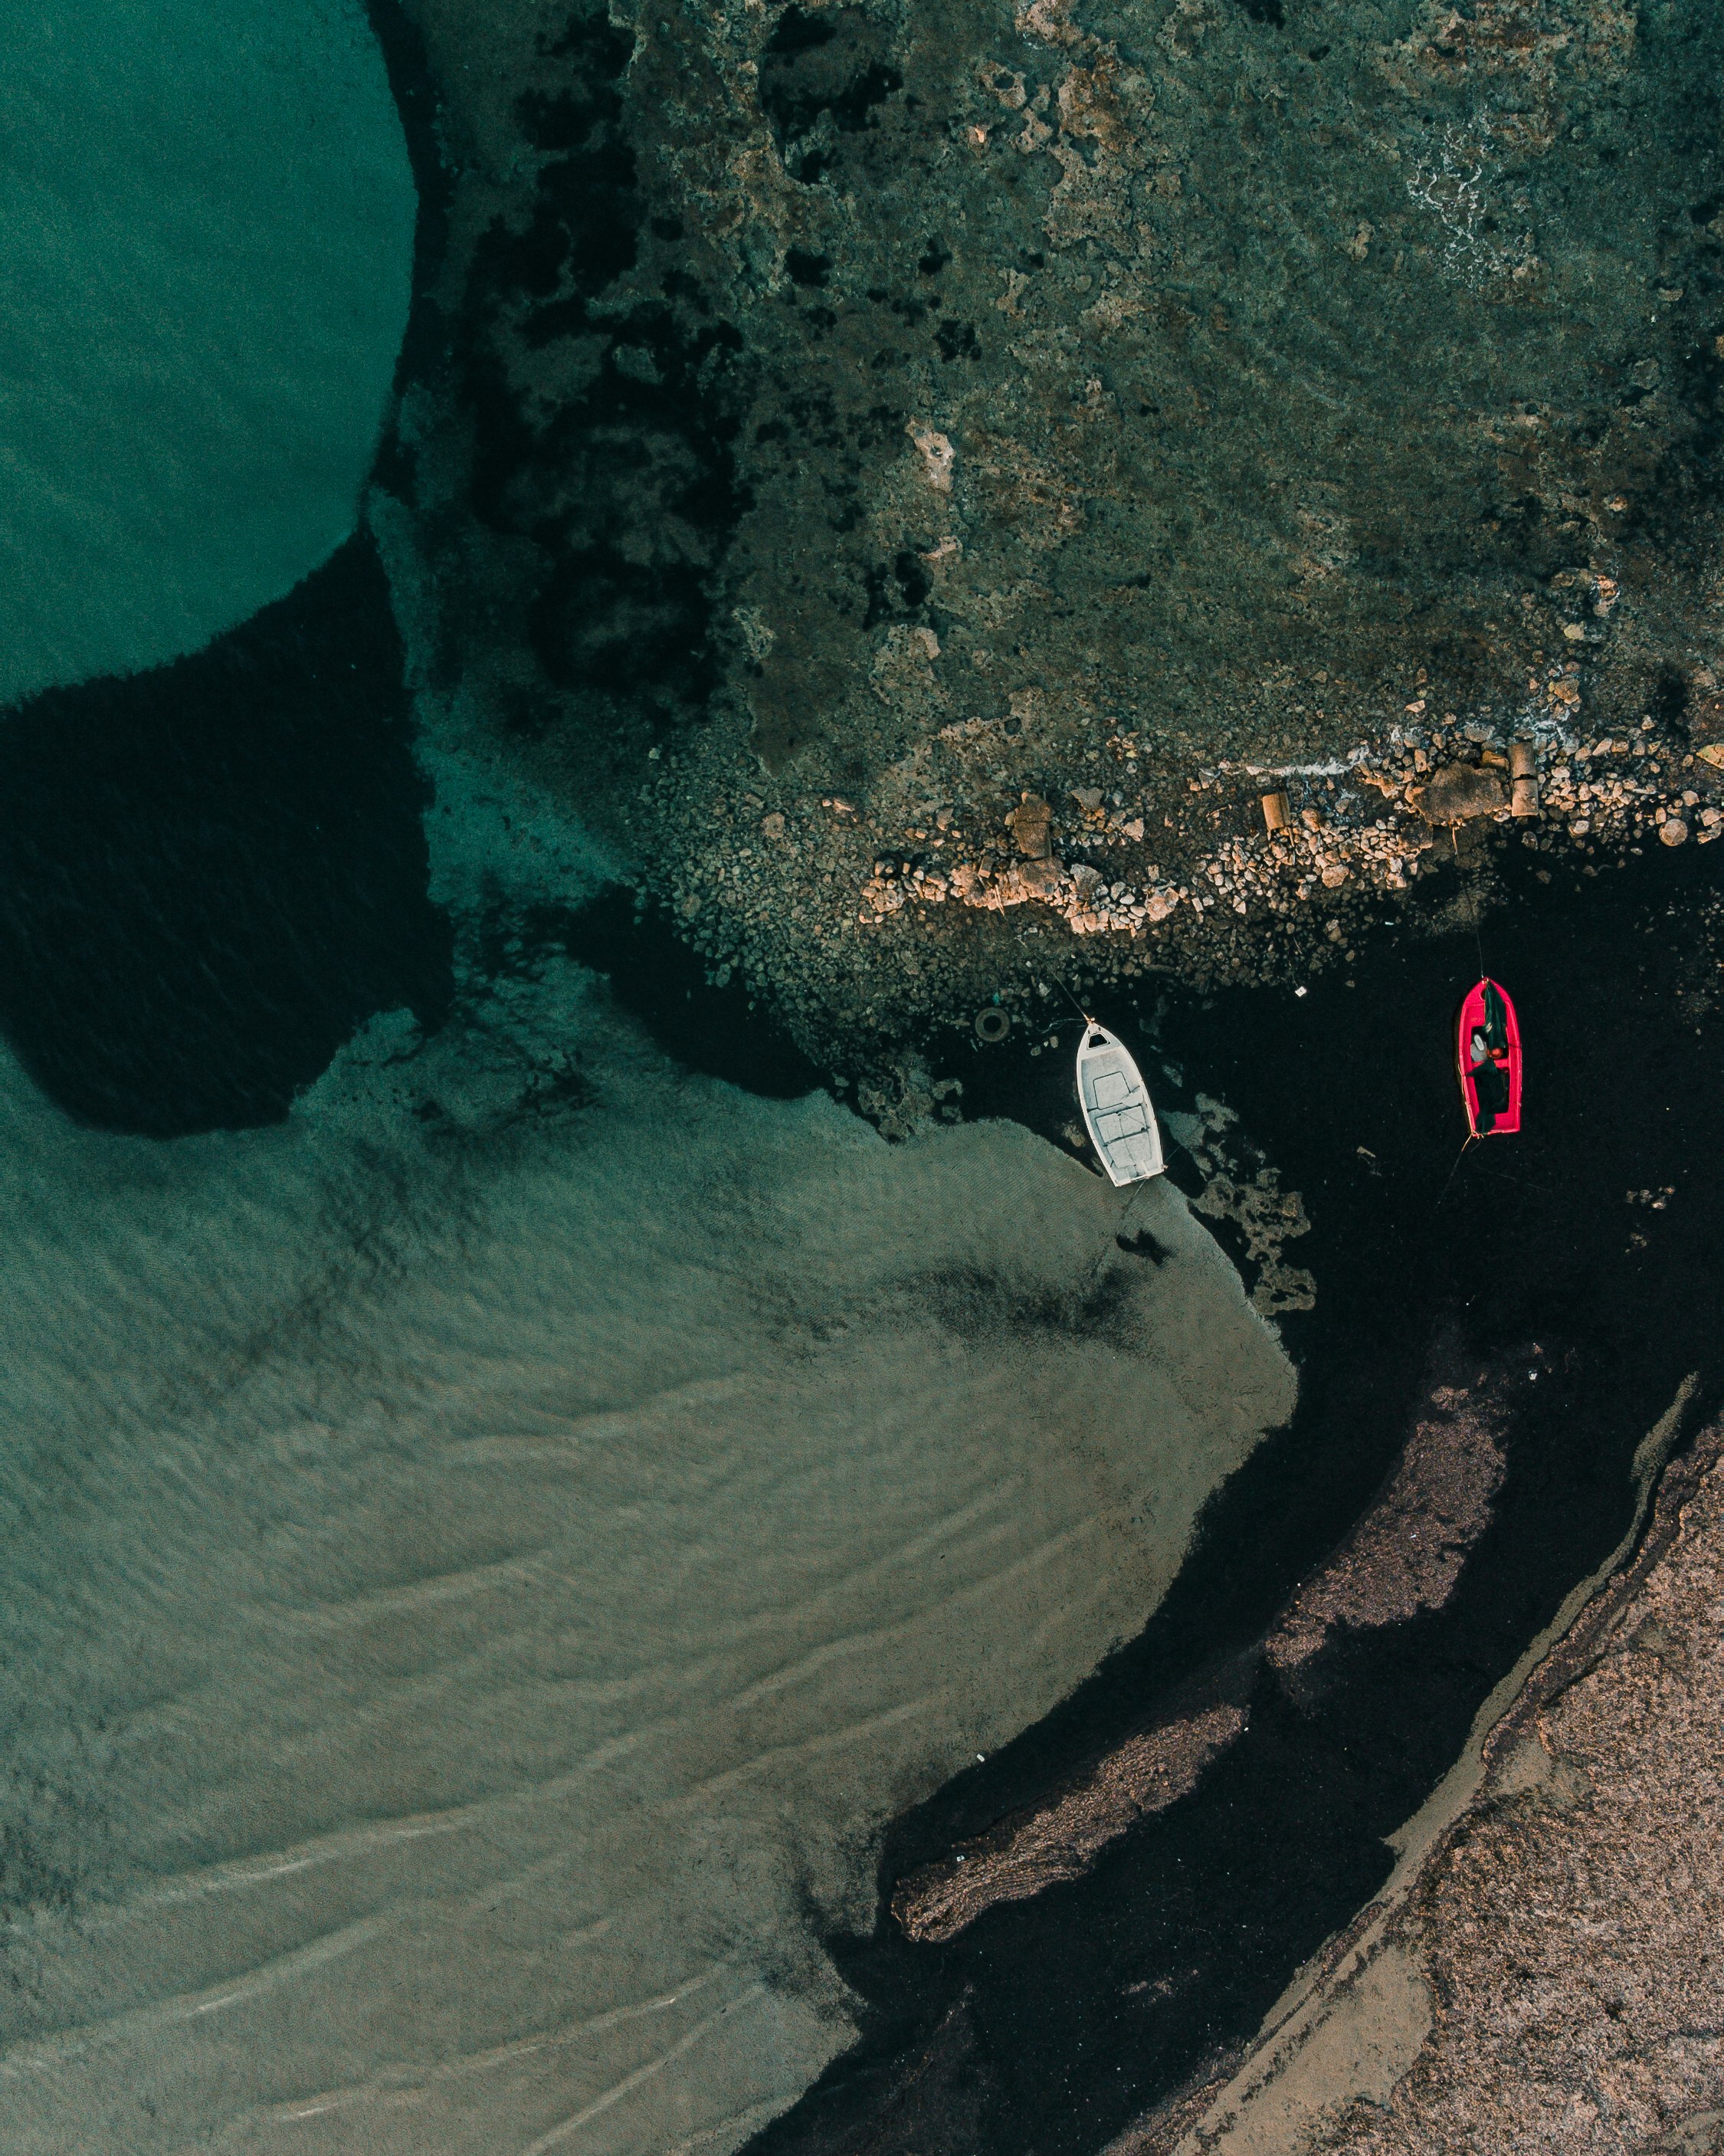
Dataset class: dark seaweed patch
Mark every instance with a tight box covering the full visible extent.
[913,1264,1140,1349]
[864,550,934,628]
[760,5,903,163]
[765,4,837,60]
[1651,663,1692,737]
[462,5,751,744]
[894,551,933,608]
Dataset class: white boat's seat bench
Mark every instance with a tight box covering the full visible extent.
[1076,1024,1165,1187]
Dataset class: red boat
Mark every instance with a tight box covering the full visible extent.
[1457,978,1521,1137]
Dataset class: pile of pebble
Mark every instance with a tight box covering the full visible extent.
[1538,729,1721,850]
[854,714,1721,951]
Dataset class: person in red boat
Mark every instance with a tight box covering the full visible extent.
[1467,1016,1512,1134]
[1457,976,1519,1140]
[1468,1029,1510,1130]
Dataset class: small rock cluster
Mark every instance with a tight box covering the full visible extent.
[644,688,1723,1067]
[851,713,1719,951]
[1538,731,1722,851]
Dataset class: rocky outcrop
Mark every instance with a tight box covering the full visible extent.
[1123,1422,1724,2156]
[893,1704,1247,1945]
[1413,764,1506,825]
[382,0,1724,1060]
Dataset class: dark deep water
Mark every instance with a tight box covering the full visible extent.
[0,534,452,1136]
[0,525,1716,2148]
[707,832,1724,2156]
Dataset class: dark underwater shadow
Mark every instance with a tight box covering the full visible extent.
[0,534,453,1137]
[736,835,1724,2156]
[0,1,464,1143]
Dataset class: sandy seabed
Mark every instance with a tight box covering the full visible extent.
[0,749,1292,2156]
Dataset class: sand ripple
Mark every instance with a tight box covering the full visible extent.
[0,993,1291,2153]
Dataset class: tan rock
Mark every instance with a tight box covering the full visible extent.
[1414,764,1506,824]
[1006,793,1054,857]
[860,876,905,915]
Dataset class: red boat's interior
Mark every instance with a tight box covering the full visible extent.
[1458,979,1522,1135]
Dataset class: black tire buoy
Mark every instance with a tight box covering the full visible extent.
[975,1006,1011,1043]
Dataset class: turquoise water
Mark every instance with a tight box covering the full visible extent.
[0,0,413,706]
[0,925,1292,2154]
[0,16,1301,2148]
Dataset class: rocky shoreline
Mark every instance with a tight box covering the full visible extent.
[380,0,1724,1073]
[1124,1419,1724,2156]
[644,694,1724,1070]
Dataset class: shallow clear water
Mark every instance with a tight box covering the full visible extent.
[0,940,1291,2152]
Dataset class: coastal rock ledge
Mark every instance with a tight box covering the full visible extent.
[1119,1422,1724,2156]
[384,0,1724,1061]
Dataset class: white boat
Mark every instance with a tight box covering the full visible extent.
[1075,1021,1165,1186]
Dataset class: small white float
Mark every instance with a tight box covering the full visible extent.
[1075,1022,1165,1186]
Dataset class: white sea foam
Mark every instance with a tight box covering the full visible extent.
[0,0,413,706]
[0,910,1293,2151]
